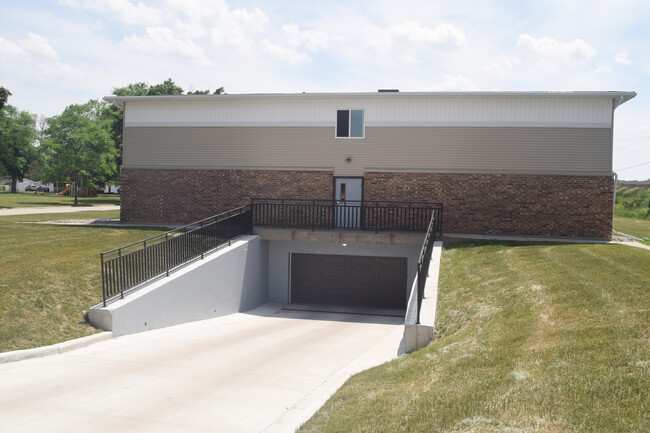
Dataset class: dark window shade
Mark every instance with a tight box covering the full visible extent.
[336,110,349,137]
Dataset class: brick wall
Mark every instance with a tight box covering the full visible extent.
[121,168,334,223]
[363,172,614,239]
[122,168,614,238]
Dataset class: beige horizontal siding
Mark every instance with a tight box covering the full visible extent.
[123,126,612,176]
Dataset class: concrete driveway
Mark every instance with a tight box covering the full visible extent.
[0,304,404,433]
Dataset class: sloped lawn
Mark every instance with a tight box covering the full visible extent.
[0,211,165,352]
[613,216,650,245]
[300,240,649,433]
[0,191,120,208]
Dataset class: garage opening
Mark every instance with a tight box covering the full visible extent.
[290,253,407,310]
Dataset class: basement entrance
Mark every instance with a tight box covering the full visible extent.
[290,253,407,310]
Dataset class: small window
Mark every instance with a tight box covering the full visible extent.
[336,109,364,138]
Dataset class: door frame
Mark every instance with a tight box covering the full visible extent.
[333,176,364,228]
[332,176,364,201]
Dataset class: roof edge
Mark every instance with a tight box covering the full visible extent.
[103,90,637,110]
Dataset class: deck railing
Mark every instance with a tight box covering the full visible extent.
[251,198,442,234]
[415,210,437,323]
[100,206,252,306]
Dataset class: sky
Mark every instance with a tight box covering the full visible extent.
[1,0,649,180]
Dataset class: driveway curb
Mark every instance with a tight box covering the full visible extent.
[0,332,113,364]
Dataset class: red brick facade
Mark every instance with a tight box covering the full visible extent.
[121,168,614,239]
[364,172,614,239]
[120,168,334,223]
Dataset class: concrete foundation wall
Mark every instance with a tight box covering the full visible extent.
[266,240,420,305]
[89,236,268,336]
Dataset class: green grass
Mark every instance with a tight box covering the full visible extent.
[613,216,650,245]
[299,240,649,433]
[0,191,120,208]
[614,186,650,220]
[0,211,165,352]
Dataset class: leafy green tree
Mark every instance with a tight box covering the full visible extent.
[0,105,37,193]
[0,87,11,110]
[112,82,149,96]
[42,100,117,205]
[187,87,225,95]
[147,78,184,95]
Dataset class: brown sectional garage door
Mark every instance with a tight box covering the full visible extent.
[290,253,407,309]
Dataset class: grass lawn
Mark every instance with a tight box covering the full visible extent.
[300,240,649,433]
[0,191,120,209]
[0,211,165,352]
[613,216,650,245]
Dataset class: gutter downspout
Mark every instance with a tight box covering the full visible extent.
[611,98,618,232]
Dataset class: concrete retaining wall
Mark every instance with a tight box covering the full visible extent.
[89,235,268,336]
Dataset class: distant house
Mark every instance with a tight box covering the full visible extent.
[106,90,635,240]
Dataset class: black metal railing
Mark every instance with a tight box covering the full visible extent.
[415,210,437,324]
[251,198,442,234]
[100,206,252,306]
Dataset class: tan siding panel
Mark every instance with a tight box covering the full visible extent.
[123,126,612,175]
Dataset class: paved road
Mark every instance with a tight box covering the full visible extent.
[0,304,404,433]
[0,205,119,216]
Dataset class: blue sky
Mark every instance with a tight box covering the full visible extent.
[1,0,648,180]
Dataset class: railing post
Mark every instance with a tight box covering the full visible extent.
[118,248,124,300]
[165,233,170,277]
[101,252,107,307]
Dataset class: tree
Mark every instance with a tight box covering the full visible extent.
[112,82,149,96]
[187,87,225,95]
[42,100,117,205]
[0,87,11,109]
[147,78,184,95]
[0,105,37,193]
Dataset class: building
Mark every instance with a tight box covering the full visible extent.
[95,90,635,336]
[106,90,635,240]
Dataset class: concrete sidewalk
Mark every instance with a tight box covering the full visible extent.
[0,304,404,433]
[0,205,119,216]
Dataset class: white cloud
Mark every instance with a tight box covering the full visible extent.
[615,51,633,65]
[429,75,478,91]
[0,37,26,59]
[483,54,521,78]
[517,34,596,61]
[260,39,311,64]
[121,27,205,58]
[209,6,269,50]
[19,33,57,58]
[389,22,467,48]
[39,61,83,79]
[280,24,333,51]
[361,25,394,53]
[516,34,597,73]
[58,0,163,26]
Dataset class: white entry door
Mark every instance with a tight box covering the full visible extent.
[335,178,362,228]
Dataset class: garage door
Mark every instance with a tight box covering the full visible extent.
[290,253,407,309]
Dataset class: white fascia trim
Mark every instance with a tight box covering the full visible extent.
[104,90,637,109]
[124,121,611,128]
